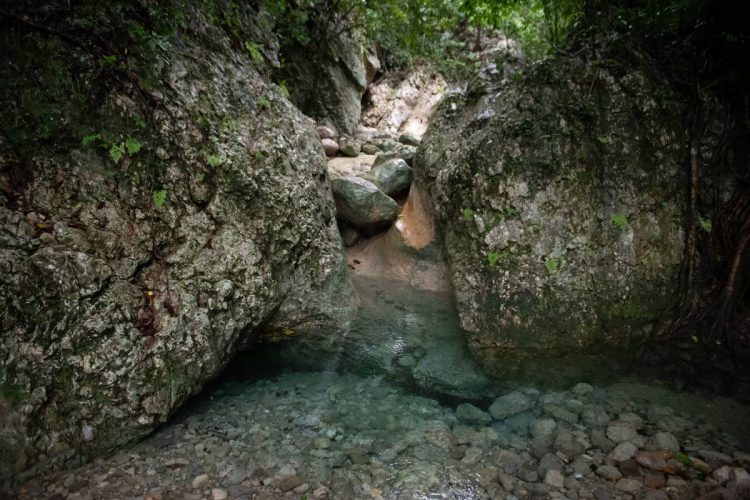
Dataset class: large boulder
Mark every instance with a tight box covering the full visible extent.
[417,53,687,379]
[284,30,367,135]
[374,145,417,166]
[0,4,354,488]
[360,158,413,197]
[331,177,399,230]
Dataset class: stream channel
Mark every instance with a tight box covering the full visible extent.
[18,275,750,499]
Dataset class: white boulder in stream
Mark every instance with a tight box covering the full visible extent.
[331,176,399,230]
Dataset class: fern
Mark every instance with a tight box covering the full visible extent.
[125,138,142,154]
[109,143,125,163]
[278,80,291,98]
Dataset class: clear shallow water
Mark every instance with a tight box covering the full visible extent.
[236,276,495,402]
[16,277,750,499]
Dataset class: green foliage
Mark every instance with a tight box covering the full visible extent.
[545,256,561,273]
[493,206,518,222]
[487,250,501,267]
[358,0,471,71]
[134,115,148,130]
[220,115,237,132]
[152,189,167,208]
[261,0,311,46]
[109,143,125,163]
[258,96,271,109]
[610,213,629,231]
[125,138,142,155]
[101,54,118,66]
[462,208,475,219]
[245,41,264,65]
[278,80,291,98]
[205,153,223,167]
[108,137,142,163]
[82,133,102,146]
[597,135,611,145]
[674,452,692,467]
[263,0,585,78]
[698,216,712,233]
[606,0,706,38]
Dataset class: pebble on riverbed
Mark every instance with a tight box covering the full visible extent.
[15,372,750,500]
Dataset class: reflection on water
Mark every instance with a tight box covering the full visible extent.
[17,277,750,499]
[232,276,495,402]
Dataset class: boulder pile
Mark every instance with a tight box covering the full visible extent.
[316,125,419,243]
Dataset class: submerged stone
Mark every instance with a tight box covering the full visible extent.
[607,441,637,462]
[456,403,492,426]
[647,431,680,452]
[489,391,534,419]
[607,422,639,443]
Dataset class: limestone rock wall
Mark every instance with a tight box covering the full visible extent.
[0,4,354,487]
[284,31,370,136]
[417,53,688,377]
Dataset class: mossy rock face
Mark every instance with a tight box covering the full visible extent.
[0,3,355,488]
[417,52,688,377]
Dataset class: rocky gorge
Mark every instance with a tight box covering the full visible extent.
[2,1,750,499]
